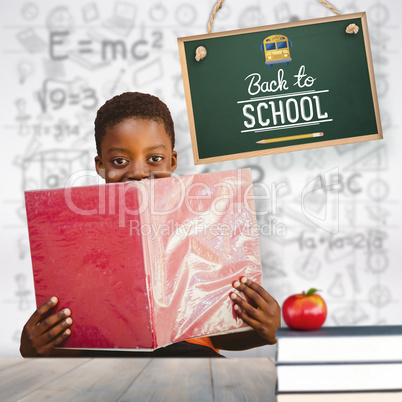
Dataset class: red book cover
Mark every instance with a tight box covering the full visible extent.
[25,169,263,350]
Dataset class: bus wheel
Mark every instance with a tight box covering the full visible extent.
[268,64,273,68]
[285,62,290,66]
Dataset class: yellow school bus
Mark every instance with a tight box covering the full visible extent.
[261,35,292,67]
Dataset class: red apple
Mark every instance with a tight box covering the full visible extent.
[282,288,327,330]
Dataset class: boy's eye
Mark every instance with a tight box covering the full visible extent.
[112,158,129,166]
[148,155,163,163]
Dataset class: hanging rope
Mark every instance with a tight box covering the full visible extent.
[207,0,226,34]
[317,0,358,34]
[195,0,357,61]
[317,0,341,15]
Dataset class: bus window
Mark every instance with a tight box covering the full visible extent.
[261,34,292,67]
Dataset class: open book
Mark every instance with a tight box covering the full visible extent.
[25,169,263,350]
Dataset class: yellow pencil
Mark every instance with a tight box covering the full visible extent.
[256,132,324,144]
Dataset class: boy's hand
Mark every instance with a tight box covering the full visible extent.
[20,297,73,357]
[230,277,281,345]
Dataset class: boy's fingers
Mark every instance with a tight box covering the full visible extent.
[232,303,260,329]
[39,329,71,356]
[232,279,267,310]
[28,297,58,327]
[37,308,72,336]
[242,277,276,302]
[39,317,73,345]
[235,277,275,305]
[230,292,261,321]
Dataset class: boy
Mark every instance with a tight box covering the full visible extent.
[20,92,280,357]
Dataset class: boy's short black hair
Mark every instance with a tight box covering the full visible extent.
[94,92,175,156]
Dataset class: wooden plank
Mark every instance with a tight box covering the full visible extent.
[1,358,277,402]
[0,358,26,372]
[211,358,276,402]
[118,358,213,402]
[18,358,150,402]
[0,358,90,401]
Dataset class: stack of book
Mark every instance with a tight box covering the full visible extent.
[275,326,402,401]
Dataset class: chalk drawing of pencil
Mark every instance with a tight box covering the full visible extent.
[256,132,324,144]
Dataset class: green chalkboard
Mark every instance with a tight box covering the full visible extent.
[178,13,382,164]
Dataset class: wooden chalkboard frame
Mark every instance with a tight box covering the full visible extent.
[178,12,382,165]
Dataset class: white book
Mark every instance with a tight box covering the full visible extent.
[277,363,402,393]
[277,391,402,402]
[276,326,402,364]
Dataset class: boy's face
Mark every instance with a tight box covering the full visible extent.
[95,118,177,183]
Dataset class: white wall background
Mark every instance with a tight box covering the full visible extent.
[1,0,401,357]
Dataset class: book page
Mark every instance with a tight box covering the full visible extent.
[141,169,263,347]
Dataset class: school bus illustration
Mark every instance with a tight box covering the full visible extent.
[261,35,292,67]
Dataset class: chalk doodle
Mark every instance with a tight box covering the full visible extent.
[36,78,98,113]
[149,3,168,22]
[238,6,265,28]
[21,3,39,21]
[294,250,321,280]
[21,149,92,191]
[17,28,46,53]
[369,284,391,308]
[4,274,32,311]
[175,4,197,26]
[328,273,345,298]
[17,61,34,84]
[331,302,369,326]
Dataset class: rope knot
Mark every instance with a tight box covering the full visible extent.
[195,46,207,62]
[346,23,359,34]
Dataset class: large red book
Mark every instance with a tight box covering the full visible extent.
[25,169,263,350]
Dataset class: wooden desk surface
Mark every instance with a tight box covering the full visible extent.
[0,358,277,401]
